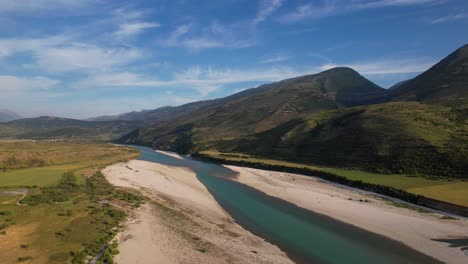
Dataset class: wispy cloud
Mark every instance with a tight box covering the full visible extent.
[260,55,291,64]
[36,44,143,73]
[431,13,468,24]
[0,35,69,59]
[162,23,255,51]
[72,55,436,94]
[0,75,59,92]
[110,7,159,41]
[253,0,284,25]
[163,24,223,50]
[320,58,435,75]
[0,0,95,13]
[112,22,160,40]
[0,35,144,73]
[279,2,337,22]
[350,0,439,9]
[279,0,442,22]
[72,65,307,96]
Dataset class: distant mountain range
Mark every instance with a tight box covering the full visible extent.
[2,44,466,177]
[88,100,220,124]
[0,116,141,141]
[0,109,22,122]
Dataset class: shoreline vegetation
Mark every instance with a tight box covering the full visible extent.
[0,141,141,263]
[192,151,468,217]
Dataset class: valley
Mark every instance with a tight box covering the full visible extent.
[2,1,468,263]
[1,44,467,263]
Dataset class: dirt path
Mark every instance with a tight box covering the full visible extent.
[0,189,28,205]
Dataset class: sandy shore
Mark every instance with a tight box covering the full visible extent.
[156,150,185,160]
[226,165,468,264]
[103,160,293,264]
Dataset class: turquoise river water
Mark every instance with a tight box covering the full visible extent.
[134,145,440,264]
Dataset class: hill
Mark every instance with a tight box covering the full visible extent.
[216,102,467,178]
[0,109,22,122]
[389,44,468,108]
[119,67,385,151]
[0,116,142,140]
[88,100,219,124]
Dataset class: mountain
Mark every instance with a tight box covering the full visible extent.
[389,44,468,108]
[0,116,142,140]
[88,100,220,124]
[119,67,385,151]
[0,109,22,122]
[117,45,468,177]
[217,102,467,178]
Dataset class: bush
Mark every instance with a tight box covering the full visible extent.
[17,256,33,262]
[0,210,12,216]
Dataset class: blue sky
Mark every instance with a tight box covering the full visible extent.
[0,0,467,118]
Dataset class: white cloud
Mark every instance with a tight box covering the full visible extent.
[319,58,435,75]
[279,0,441,22]
[162,23,256,51]
[352,0,438,9]
[112,22,160,40]
[253,0,284,24]
[0,35,69,59]
[0,75,59,92]
[111,7,149,21]
[72,56,436,95]
[0,0,94,13]
[0,35,144,73]
[261,55,291,64]
[279,2,337,22]
[165,24,191,46]
[432,13,468,24]
[72,65,309,96]
[34,43,142,73]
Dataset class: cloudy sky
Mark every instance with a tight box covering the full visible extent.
[0,0,467,118]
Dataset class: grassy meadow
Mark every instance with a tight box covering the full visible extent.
[199,150,468,207]
[0,141,141,264]
[0,141,138,187]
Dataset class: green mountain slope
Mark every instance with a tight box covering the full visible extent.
[0,116,142,140]
[217,102,467,178]
[390,44,468,108]
[119,67,385,150]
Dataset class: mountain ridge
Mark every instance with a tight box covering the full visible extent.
[0,109,22,122]
[118,66,386,151]
[389,44,468,108]
[116,44,468,178]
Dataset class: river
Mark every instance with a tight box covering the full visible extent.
[134,145,440,264]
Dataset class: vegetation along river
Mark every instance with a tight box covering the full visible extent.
[134,145,440,264]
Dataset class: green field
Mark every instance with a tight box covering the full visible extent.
[0,141,139,187]
[200,151,468,207]
[0,141,141,264]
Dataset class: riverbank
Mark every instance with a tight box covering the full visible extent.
[103,160,293,264]
[194,151,468,215]
[226,165,468,264]
[155,150,185,160]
